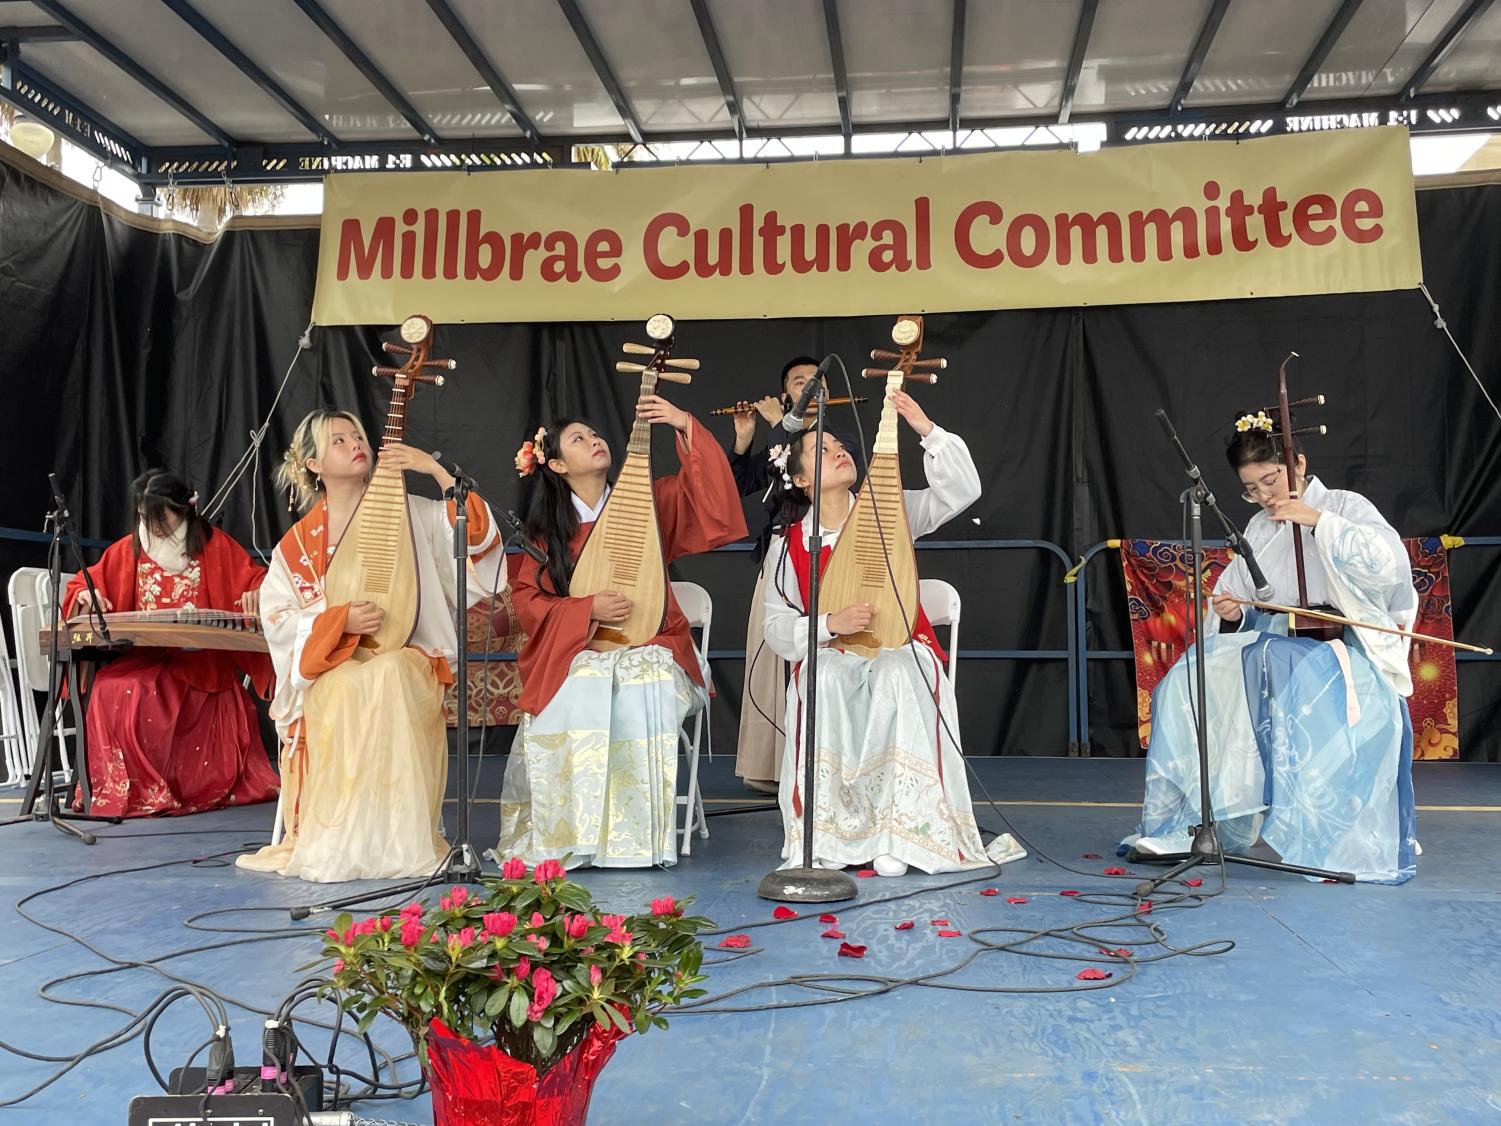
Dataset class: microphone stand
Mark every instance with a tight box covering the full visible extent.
[289,469,516,920]
[758,370,858,903]
[1130,412,1352,893]
[4,474,123,841]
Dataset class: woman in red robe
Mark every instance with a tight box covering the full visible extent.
[62,470,277,817]
[497,394,746,867]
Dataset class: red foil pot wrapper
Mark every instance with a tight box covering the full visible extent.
[427,1018,623,1126]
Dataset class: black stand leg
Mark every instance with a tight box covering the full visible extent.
[2,497,121,841]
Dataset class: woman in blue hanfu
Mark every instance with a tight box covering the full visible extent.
[1124,411,1419,884]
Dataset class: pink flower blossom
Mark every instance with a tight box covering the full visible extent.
[589,964,603,988]
[526,934,550,952]
[399,919,424,947]
[399,902,423,920]
[377,916,393,932]
[354,917,378,936]
[565,914,589,939]
[599,914,626,932]
[514,955,531,981]
[650,897,677,917]
[526,968,558,1021]
[333,959,344,973]
[533,859,564,884]
[482,912,517,938]
[605,928,633,946]
[529,912,545,930]
[501,857,528,880]
[457,927,476,948]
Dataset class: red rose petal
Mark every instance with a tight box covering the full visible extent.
[837,942,867,958]
[818,913,838,923]
[1006,896,1028,905]
[856,869,877,878]
[772,906,798,920]
[1103,867,1128,876]
[1098,946,1133,959]
[1184,878,1204,888]
[820,928,846,939]
[930,918,951,926]
[1081,853,1103,860]
[718,935,751,949]
[894,920,916,930]
[979,888,1000,896]
[1136,902,1154,915]
[936,929,963,938]
[1059,890,1081,897]
[1076,968,1113,981]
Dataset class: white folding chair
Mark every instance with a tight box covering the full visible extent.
[919,577,962,695]
[0,597,28,787]
[671,581,713,856]
[9,567,77,786]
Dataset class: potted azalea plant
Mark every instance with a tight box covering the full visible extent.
[316,857,712,1126]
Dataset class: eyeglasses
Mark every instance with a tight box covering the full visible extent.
[1241,466,1286,503]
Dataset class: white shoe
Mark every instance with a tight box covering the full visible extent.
[1131,830,1193,857]
[872,854,908,878]
[812,858,842,870]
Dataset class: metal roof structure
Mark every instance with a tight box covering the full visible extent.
[0,0,1498,186]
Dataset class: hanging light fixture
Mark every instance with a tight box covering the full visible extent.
[10,118,56,159]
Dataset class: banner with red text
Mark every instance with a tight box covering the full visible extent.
[311,126,1420,325]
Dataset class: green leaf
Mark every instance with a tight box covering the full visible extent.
[533,1022,556,1058]
[484,989,507,1018]
[508,988,529,1030]
[604,1005,631,1034]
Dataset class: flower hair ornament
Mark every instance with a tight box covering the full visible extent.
[762,443,794,501]
[515,425,548,478]
[1235,410,1274,434]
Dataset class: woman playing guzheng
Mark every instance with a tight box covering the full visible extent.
[498,394,746,869]
[762,393,1020,877]
[62,469,278,817]
[1124,413,1419,883]
[236,409,502,884]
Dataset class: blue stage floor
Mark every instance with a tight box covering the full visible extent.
[2,757,1499,1124]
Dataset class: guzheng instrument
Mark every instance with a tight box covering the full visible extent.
[1268,352,1342,642]
[708,396,867,416]
[819,314,945,658]
[42,608,268,653]
[569,313,696,651]
[322,313,454,655]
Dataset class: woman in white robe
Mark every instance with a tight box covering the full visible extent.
[1125,416,1419,884]
[762,389,1023,877]
[236,410,503,884]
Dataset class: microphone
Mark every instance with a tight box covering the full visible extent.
[501,509,548,566]
[1155,410,1273,601]
[781,355,834,433]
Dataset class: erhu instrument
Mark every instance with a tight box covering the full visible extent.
[1269,352,1342,642]
[569,314,696,650]
[819,314,945,658]
[708,396,867,416]
[322,314,454,654]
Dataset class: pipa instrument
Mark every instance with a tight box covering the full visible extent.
[820,314,946,658]
[568,313,697,651]
[322,314,454,655]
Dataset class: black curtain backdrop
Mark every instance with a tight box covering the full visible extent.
[2,157,1498,759]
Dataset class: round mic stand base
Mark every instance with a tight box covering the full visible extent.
[757,866,859,904]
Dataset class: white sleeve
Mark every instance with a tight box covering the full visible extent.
[901,425,982,540]
[761,534,835,662]
[258,553,323,727]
